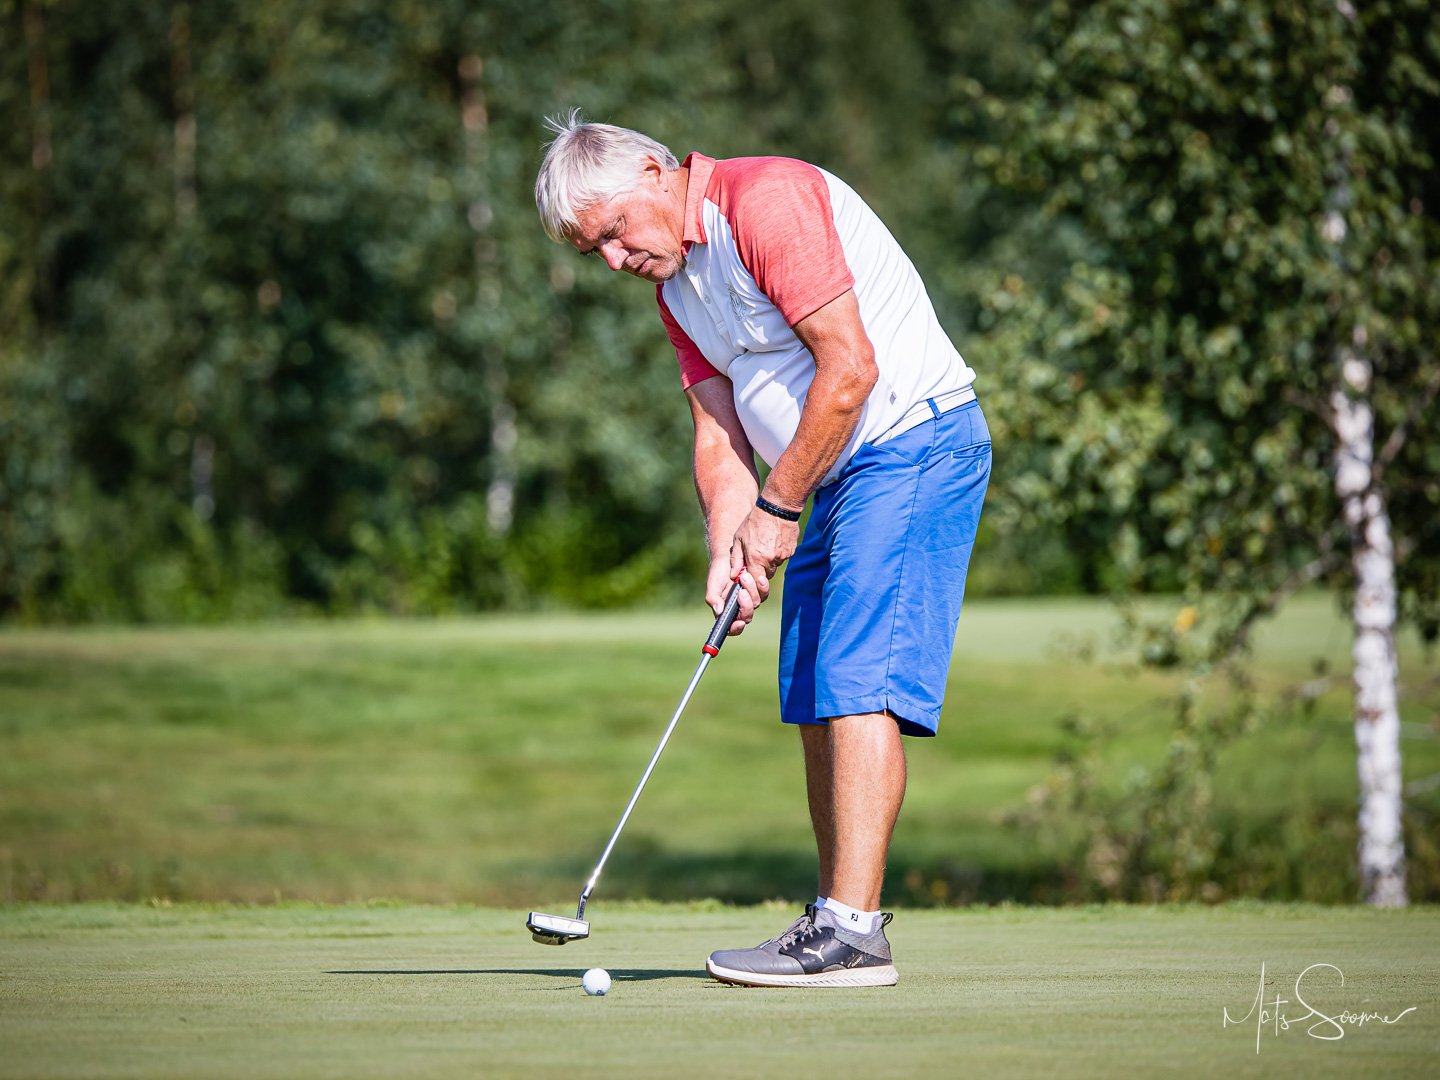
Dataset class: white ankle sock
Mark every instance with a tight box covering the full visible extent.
[818,896,881,934]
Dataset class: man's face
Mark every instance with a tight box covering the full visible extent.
[567,162,684,283]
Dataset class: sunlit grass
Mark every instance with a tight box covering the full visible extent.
[1,595,1436,905]
[1,902,1436,1079]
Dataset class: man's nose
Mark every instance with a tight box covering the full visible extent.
[599,241,627,272]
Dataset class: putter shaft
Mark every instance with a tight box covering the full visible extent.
[527,583,744,943]
[577,649,714,921]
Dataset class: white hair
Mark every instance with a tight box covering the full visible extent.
[534,108,678,242]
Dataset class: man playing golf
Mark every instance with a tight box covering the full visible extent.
[535,110,990,987]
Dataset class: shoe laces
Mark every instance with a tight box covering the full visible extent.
[761,904,820,950]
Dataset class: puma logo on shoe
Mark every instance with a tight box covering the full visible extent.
[802,945,827,962]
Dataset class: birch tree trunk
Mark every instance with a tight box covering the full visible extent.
[24,2,51,173]
[1324,0,1408,906]
[24,0,52,316]
[170,2,214,522]
[458,54,516,537]
[170,3,197,222]
[1331,341,1407,907]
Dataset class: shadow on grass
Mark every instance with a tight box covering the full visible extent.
[327,968,698,983]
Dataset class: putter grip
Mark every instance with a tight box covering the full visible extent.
[702,582,745,656]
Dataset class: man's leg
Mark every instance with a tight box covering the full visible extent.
[801,713,906,910]
[705,712,904,987]
[707,402,990,986]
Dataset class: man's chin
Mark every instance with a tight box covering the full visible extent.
[632,258,678,283]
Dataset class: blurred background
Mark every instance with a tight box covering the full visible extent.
[2,0,1437,908]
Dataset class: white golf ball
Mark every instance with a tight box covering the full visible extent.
[582,968,611,996]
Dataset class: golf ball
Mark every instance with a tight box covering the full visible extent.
[582,968,611,996]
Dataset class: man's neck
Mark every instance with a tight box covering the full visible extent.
[673,164,690,222]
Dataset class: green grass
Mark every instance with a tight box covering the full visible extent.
[0,596,1437,905]
[2,902,1437,1079]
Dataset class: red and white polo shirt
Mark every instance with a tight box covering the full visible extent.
[657,153,975,483]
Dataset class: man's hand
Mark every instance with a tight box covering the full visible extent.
[730,502,800,599]
[706,558,756,638]
[705,502,800,638]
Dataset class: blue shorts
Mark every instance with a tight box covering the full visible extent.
[777,399,991,737]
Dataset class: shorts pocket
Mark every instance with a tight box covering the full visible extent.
[853,424,934,469]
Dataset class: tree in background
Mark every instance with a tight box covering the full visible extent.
[2,0,1017,619]
[979,0,1439,904]
[1,1,707,616]
[4,0,1438,903]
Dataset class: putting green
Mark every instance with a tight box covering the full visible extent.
[2,903,1435,1078]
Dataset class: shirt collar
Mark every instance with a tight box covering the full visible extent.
[680,152,715,252]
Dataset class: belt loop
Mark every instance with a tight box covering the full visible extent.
[926,397,941,418]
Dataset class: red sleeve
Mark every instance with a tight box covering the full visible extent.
[708,158,855,326]
[657,286,721,390]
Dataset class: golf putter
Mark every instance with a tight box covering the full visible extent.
[527,580,747,945]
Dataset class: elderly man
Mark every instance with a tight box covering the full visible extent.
[535,110,990,987]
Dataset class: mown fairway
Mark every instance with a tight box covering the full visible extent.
[1,596,1438,906]
[2,902,1437,1079]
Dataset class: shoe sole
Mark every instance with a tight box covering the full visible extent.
[705,958,898,988]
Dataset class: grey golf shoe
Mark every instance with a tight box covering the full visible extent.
[705,903,899,987]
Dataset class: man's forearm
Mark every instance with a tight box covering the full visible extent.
[686,375,760,560]
[694,441,758,561]
[760,365,872,510]
[761,289,879,511]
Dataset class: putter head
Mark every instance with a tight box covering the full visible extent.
[526,911,590,945]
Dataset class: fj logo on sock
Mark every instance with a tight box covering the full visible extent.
[849,913,859,921]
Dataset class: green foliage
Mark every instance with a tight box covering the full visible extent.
[974,0,1440,900]
[44,478,290,622]
[2,0,1046,620]
[978,0,1439,610]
